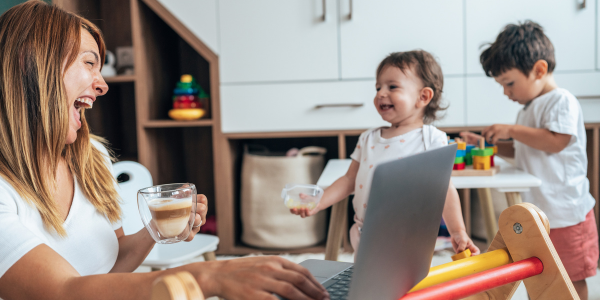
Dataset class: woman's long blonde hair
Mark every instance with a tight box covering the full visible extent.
[0,1,121,236]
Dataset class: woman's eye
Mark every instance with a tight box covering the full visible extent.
[87,61,95,67]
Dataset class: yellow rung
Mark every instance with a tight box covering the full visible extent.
[408,248,513,293]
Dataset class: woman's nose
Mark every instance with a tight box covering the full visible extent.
[94,74,109,96]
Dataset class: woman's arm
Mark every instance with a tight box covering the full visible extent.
[291,159,359,218]
[110,227,154,273]
[0,244,328,300]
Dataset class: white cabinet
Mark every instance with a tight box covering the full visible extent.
[466,0,595,75]
[435,77,466,127]
[465,76,522,126]
[554,72,600,123]
[219,0,339,83]
[339,0,464,78]
[157,0,219,55]
[221,80,387,133]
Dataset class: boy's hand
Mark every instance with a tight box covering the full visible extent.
[450,231,481,255]
[459,131,483,145]
[482,124,513,144]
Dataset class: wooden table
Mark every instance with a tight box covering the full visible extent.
[317,157,542,261]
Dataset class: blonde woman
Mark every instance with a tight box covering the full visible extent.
[0,2,328,300]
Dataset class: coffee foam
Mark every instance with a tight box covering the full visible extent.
[148,198,192,210]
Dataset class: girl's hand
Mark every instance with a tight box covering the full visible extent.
[185,194,208,241]
[459,131,483,145]
[289,195,321,218]
[450,231,481,255]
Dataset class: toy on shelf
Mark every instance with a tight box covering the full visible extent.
[168,74,209,121]
[400,203,578,300]
[450,137,499,177]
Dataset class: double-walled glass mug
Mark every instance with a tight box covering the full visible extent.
[138,183,198,244]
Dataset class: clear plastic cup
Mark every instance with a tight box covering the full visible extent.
[281,184,324,210]
[138,183,197,244]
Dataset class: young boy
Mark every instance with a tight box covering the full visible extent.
[461,21,598,300]
[292,50,479,260]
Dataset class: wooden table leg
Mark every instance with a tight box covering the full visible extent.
[325,198,349,261]
[477,188,498,244]
[459,189,471,236]
[505,192,523,207]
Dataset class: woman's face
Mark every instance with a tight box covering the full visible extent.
[63,29,108,144]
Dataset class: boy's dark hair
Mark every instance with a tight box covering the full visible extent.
[376,50,446,124]
[480,20,555,77]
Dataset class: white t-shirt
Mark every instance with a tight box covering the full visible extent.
[0,140,121,278]
[515,88,595,228]
[349,125,448,227]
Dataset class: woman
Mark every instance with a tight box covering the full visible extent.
[0,2,328,300]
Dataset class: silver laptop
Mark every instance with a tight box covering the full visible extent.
[299,144,457,300]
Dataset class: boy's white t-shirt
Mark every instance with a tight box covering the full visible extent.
[350,125,448,227]
[515,88,595,228]
[0,140,121,278]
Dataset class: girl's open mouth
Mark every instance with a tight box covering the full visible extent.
[380,104,394,111]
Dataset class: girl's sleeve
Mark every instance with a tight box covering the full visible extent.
[349,131,367,162]
[0,185,43,277]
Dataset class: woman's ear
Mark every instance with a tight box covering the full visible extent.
[417,87,434,108]
[533,60,549,79]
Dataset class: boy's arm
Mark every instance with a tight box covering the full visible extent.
[482,124,571,153]
[443,181,481,255]
[291,160,359,218]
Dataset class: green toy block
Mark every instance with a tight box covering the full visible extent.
[465,153,473,165]
[454,156,464,164]
[471,147,493,157]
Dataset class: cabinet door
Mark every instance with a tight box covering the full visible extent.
[466,0,595,75]
[158,0,219,54]
[339,0,464,79]
[219,0,339,83]
[221,81,387,133]
[466,77,522,126]
[435,77,466,127]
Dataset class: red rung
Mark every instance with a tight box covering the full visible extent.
[399,257,543,300]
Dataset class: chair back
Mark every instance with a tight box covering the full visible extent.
[112,161,153,235]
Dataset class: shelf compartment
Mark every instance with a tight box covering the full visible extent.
[105,75,136,83]
[143,119,213,128]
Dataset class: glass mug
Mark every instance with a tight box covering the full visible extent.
[138,183,198,244]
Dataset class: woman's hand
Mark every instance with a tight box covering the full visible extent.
[195,256,329,300]
[185,194,208,241]
[450,231,481,256]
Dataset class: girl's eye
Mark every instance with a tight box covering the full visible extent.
[375,87,381,91]
[390,85,398,89]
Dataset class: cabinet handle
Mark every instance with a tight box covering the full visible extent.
[348,0,353,20]
[315,103,364,109]
[322,0,327,21]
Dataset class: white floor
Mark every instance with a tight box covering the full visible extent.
[137,250,600,299]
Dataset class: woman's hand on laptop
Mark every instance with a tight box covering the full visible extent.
[194,256,329,300]
[451,231,481,255]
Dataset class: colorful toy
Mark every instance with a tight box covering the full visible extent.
[451,137,499,176]
[400,203,578,300]
[472,138,494,170]
[168,74,208,121]
[449,138,468,171]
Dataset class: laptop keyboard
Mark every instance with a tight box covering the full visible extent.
[323,266,354,300]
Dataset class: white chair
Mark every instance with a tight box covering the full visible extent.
[112,161,219,270]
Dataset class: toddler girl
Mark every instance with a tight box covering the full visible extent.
[291,50,479,259]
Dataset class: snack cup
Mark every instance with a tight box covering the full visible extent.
[281,184,323,210]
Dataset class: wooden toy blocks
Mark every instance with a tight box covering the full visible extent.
[472,138,493,170]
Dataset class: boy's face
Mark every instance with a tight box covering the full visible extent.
[494,68,545,105]
[374,65,428,125]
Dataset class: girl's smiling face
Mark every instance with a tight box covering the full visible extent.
[374,65,431,127]
[62,29,108,144]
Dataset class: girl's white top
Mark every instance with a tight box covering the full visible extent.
[0,140,121,278]
[515,88,595,228]
[350,125,448,228]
